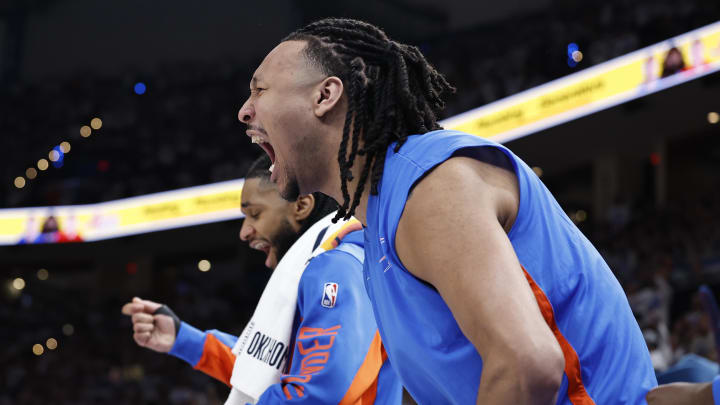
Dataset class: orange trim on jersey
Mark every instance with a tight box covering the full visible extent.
[320,220,363,251]
[193,333,236,387]
[339,330,388,405]
[521,266,595,405]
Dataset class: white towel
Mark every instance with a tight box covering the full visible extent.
[225,211,358,405]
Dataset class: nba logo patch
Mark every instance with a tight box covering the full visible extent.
[322,282,338,308]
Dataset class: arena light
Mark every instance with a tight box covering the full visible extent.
[134,82,146,95]
[532,166,544,177]
[62,324,74,336]
[198,260,211,272]
[12,277,26,290]
[14,176,26,189]
[650,153,661,166]
[60,141,71,153]
[90,117,103,130]
[576,210,588,222]
[709,112,719,124]
[51,146,65,168]
[37,269,49,280]
[46,338,58,350]
[32,344,44,356]
[49,150,60,162]
[80,125,91,138]
[567,43,581,67]
[26,168,38,179]
[37,159,49,171]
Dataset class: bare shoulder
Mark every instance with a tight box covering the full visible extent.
[395,148,520,282]
[404,147,520,234]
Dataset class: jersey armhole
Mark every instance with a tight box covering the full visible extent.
[390,144,524,287]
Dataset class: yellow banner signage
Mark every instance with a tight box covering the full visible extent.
[441,21,720,143]
[0,179,244,245]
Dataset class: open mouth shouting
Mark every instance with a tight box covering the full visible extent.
[247,127,277,176]
[249,238,275,268]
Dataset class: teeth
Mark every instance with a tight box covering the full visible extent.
[251,241,269,250]
[251,135,264,144]
[269,163,275,173]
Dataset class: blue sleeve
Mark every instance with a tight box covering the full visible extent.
[255,247,383,404]
[713,375,720,405]
[168,321,238,367]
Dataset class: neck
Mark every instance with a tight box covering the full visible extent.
[324,153,372,227]
[350,185,370,227]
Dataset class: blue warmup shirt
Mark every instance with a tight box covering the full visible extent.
[363,130,657,404]
[170,229,402,404]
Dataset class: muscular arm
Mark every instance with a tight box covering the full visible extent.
[395,153,564,404]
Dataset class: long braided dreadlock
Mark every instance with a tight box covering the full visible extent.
[283,18,455,221]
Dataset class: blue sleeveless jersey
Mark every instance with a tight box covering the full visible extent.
[363,130,657,404]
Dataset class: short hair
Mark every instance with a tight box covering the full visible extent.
[246,154,273,182]
[284,18,455,221]
[245,154,338,233]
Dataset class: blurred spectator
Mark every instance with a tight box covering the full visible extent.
[661,47,687,78]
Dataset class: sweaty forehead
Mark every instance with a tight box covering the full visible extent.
[254,40,319,84]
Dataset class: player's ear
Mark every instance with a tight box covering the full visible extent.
[313,76,343,118]
[293,194,315,222]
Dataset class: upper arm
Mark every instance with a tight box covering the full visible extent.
[394,153,559,365]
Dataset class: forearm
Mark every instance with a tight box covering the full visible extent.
[168,322,238,386]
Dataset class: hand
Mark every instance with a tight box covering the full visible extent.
[646,382,713,405]
[121,297,178,353]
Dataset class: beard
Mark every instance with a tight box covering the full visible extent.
[278,165,301,202]
[272,217,299,263]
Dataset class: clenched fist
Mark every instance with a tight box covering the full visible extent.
[121,297,180,353]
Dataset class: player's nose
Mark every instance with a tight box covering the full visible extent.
[239,220,254,242]
[238,100,254,124]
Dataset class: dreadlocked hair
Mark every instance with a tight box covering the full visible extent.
[283,18,455,221]
[245,154,338,234]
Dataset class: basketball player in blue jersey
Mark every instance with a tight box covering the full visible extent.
[122,155,401,404]
[238,18,657,404]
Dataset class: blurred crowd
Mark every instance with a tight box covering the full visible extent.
[590,188,720,373]
[1,61,256,208]
[1,255,269,405]
[3,0,719,209]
